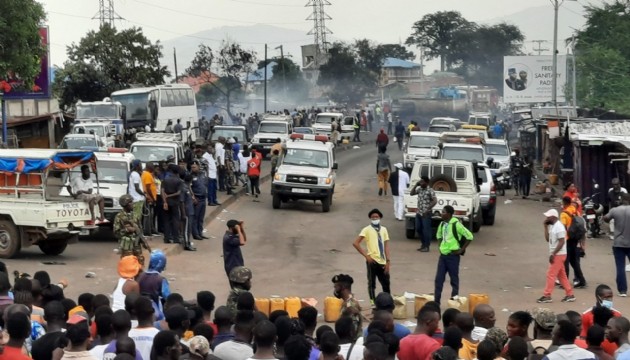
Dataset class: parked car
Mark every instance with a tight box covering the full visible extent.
[428,124,456,133]
[477,163,496,226]
[294,127,315,135]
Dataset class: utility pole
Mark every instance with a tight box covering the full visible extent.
[173,48,179,83]
[264,44,268,113]
[531,40,549,55]
[305,0,332,66]
[93,0,123,27]
[275,45,287,99]
[551,0,577,108]
[1,95,6,147]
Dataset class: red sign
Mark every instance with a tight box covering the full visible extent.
[1,27,51,99]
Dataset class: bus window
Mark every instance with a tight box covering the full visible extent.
[186,89,194,105]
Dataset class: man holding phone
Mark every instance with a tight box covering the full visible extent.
[223,219,248,281]
[537,209,575,303]
[410,176,438,252]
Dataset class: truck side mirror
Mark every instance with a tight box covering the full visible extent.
[477,177,483,185]
[332,163,338,170]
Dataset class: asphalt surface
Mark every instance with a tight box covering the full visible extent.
[3,135,628,330]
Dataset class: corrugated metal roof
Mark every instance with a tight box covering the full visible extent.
[382,57,422,69]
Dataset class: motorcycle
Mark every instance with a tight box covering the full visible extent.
[583,182,604,238]
[487,158,510,196]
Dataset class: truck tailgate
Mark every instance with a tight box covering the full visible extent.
[404,191,473,218]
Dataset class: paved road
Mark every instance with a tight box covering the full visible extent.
[4,140,627,329]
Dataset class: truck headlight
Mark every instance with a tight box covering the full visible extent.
[112,197,119,207]
[318,176,332,185]
[274,174,286,182]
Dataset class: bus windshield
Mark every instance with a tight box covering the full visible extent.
[76,105,118,119]
[111,93,149,121]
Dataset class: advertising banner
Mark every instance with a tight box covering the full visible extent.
[503,55,566,104]
[1,27,51,99]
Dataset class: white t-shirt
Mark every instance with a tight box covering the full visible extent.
[339,343,365,360]
[214,340,254,360]
[215,143,226,166]
[548,221,567,255]
[203,152,218,179]
[128,171,144,202]
[71,176,93,193]
[89,344,108,359]
[239,154,251,174]
[129,327,159,360]
[398,170,410,195]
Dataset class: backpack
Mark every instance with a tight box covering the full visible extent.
[564,211,586,240]
[449,222,467,255]
[527,345,550,360]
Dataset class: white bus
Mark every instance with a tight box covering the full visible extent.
[110,84,198,132]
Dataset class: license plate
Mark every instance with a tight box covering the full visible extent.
[80,229,89,236]
[587,214,596,219]
[292,188,309,194]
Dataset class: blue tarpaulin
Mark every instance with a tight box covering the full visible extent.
[0,151,94,173]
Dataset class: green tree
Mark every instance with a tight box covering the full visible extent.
[377,44,415,61]
[53,24,169,110]
[318,42,376,104]
[406,11,472,71]
[0,0,46,92]
[186,42,256,116]
[269,57,309,101]
[573,1,630,113]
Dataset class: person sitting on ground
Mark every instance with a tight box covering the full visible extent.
[505,336,529,360]
[336,316,363,360]
[398,306,441,360]
[365,293,411,340]
[484,327,508,358]
[248,320,277,360]
[530,308,558,355]
[102,310,143,360]
[67,164,107,224]
[456,313,479,360]
[150,330,182,360]
[0,312,31,360]
[443,326,463,354]
[214,310,254,360]
[319,331,341,360]
[212,306,235,349]
[582,284,622,338]
[443,308,461,331]
[472,304,496,342]
[477,339,498,360]
[605,316,630,358]
[544,320,596,360]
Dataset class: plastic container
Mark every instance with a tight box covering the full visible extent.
[270,298,285,314]
[414,294,434,317]
[393,295,407,320]
[468,294,490,313]
[255,298,270,317]
[447,296,469,312]
[324,297,344,323]
[285,297,301,318]
[549,174,559,185]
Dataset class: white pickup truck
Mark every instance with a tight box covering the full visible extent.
[251,120,293,157]
[404,158,482,239]
[0,149,98,258]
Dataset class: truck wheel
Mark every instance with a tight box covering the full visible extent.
[322,195,331,212]
[272,194,281,209]
[0,220,20,258]
[482,209,496,226]
[473,210,482,232]
[429,174,457,192]
[406,228,416,239]
[38,242,68,256]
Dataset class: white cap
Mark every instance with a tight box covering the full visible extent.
[394,163,403,169]
[543,209,559,218]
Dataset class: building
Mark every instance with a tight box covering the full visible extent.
[245,61,277,86]
[381,57,423,85]
[3,98,62,148]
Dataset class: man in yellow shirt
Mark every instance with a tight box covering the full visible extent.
[353,208,391,306]
[141,162,157,236]
[434,205,473,305]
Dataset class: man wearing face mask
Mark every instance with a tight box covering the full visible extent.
[332,274,362,340]
[581,284,622,338]
[352,209,391,307]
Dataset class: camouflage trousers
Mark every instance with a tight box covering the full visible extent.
[119,236,144,265]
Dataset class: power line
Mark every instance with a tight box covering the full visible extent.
[531,40,550,55]
[305,0,332,66]
[93,0,123,27]
[129,0,304,25]
[227,0,302,7]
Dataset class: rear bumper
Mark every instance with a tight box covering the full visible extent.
[272,183,332,199]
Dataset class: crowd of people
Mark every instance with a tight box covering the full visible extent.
[0,250,629,360]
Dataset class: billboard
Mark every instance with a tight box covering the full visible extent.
[503,55,566,104]
[1,27,51,99]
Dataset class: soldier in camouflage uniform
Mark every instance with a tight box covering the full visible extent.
[226,266,252,315]
[332,274,363,340]
[114,194,151,265]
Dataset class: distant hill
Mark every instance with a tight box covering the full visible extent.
[482,5,586,55]
[161,24,314,78]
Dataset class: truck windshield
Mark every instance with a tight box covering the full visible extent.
[258,123,287,134]
[283,149,329,168]
[409,136,439,148]
[76,105,118,119]
[111,93,149,121]
[315,115,335,124]
[486,144,509,156]
[470,117,489,127]
[442,147,484,162]
[60,137,99,149]
[211,128,246,142]
[75,126,106,137]
[97,161,129,184]
[130,145,175,162]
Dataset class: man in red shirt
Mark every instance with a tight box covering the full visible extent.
[582,284,622,338]
[0,312,31,360]
[247,149,262,198]
[398,306,441,360]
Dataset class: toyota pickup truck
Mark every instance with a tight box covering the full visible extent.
[404,158,482,239]
[251,120,293,157]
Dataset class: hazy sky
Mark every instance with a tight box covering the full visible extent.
[41,0,590,68]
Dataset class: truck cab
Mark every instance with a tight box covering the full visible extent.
[93,151,135,223]
[312,112,343,139]
[437,132,487,164]
[404,132,441,170]
[129,133,185,166]
[71,123,117,148]
[272,134,337,212]
[251,120,293,157]
[404,158,482,239]
[209,125,249,144]
[59,134,106,150]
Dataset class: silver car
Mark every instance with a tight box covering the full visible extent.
[477,163,496,226]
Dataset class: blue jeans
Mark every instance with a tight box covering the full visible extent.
[207,179,217,204]
[613,247,630,293]
[192,198,206,238]
[415,213,432,248]
[434,254,461,304]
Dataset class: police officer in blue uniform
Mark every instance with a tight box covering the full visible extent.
[190,160,209,241]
